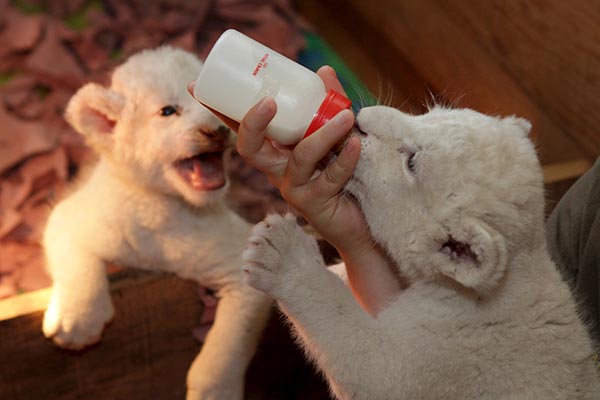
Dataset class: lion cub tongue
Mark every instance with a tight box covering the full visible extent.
[189,153,225,190]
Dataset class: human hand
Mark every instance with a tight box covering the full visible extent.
[189,66,403,315]
[197,66,371,255]
[189,66,368,253]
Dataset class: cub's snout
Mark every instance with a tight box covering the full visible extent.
[65,46,234,207]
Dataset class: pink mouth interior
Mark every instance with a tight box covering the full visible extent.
[174,151,225,191]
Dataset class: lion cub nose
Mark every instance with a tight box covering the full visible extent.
[201,125,230,141]
[354,122,369,137]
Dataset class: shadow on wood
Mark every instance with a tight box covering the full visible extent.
[0,270,333,399]
[0,271,203,400]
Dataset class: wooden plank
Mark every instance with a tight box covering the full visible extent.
[0,272,203,400]
[435,0,600,158]
[0,287,51,321]
[297,0,430,113]
[543,159,592,184]
[311,0,586,166]
[0,268,126,321]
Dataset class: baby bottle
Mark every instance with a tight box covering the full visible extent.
[193,29,352,145]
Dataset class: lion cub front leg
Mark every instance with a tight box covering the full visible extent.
[242,213,330,300]
[186,285,271,400]
[43,249,114,350]
[242,214,386,400]
[242,214,365,336]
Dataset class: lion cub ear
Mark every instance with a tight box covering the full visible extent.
[65,83,125,151]
[504,116,532,137]
[435,218,508,295]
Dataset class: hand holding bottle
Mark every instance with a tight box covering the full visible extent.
[228,66,367,253]
[190,66,403,315]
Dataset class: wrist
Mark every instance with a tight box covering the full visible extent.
[335,233,377,264]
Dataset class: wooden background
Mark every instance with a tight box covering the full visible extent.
[2,2,599,398]
[0,273,202,399]
[0,271,331,399]
[297,0,600,211]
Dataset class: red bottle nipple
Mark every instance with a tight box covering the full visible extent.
[304,90,352,138]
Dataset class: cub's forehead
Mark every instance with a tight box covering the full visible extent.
[417,108,501,131]
[358,106,500,149]
[110,46,201,101]
[359,105,536,170]
[408,109,518,150]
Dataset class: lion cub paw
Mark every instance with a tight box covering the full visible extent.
[242,214,322,296]
[42,292,114,350]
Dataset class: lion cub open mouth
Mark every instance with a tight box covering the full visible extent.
[174,150,225,191]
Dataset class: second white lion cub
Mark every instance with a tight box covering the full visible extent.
[42,47,271,400]
[243,106,600,399]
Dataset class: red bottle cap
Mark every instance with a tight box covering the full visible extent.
[303,90,352,138]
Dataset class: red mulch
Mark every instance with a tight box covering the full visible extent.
[0,0,308,298]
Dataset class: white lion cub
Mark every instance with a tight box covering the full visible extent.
[243,106,600,399]
[43,46,271,400]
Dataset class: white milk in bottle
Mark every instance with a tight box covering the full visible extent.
[193,29,351,145]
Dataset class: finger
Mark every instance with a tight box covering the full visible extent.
[312,136,361,198]
[317,66,347,97]
[237,98,290,180]
[286,109,355,186]
[237,97,276,157]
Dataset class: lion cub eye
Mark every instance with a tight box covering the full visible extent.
[398,147,418,174]
[407,152,417,173]
[160,105,179,116]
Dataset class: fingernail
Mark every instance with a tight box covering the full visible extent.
[257,97,273,115]
[329,66,338,78]
[333,109,352,125]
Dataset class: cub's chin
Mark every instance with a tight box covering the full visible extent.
[181,183,229,207]
[343,182,409,288]
[175,181,229,208]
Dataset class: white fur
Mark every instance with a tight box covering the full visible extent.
[43,47,271,400]
[243,106,600,399]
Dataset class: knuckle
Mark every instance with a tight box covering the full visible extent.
[236,146,249,158]
[290,148,308,168]
[279,181,293,197]
[323,164,340,185]
[291,187,309,203]
[239,119,252,135]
